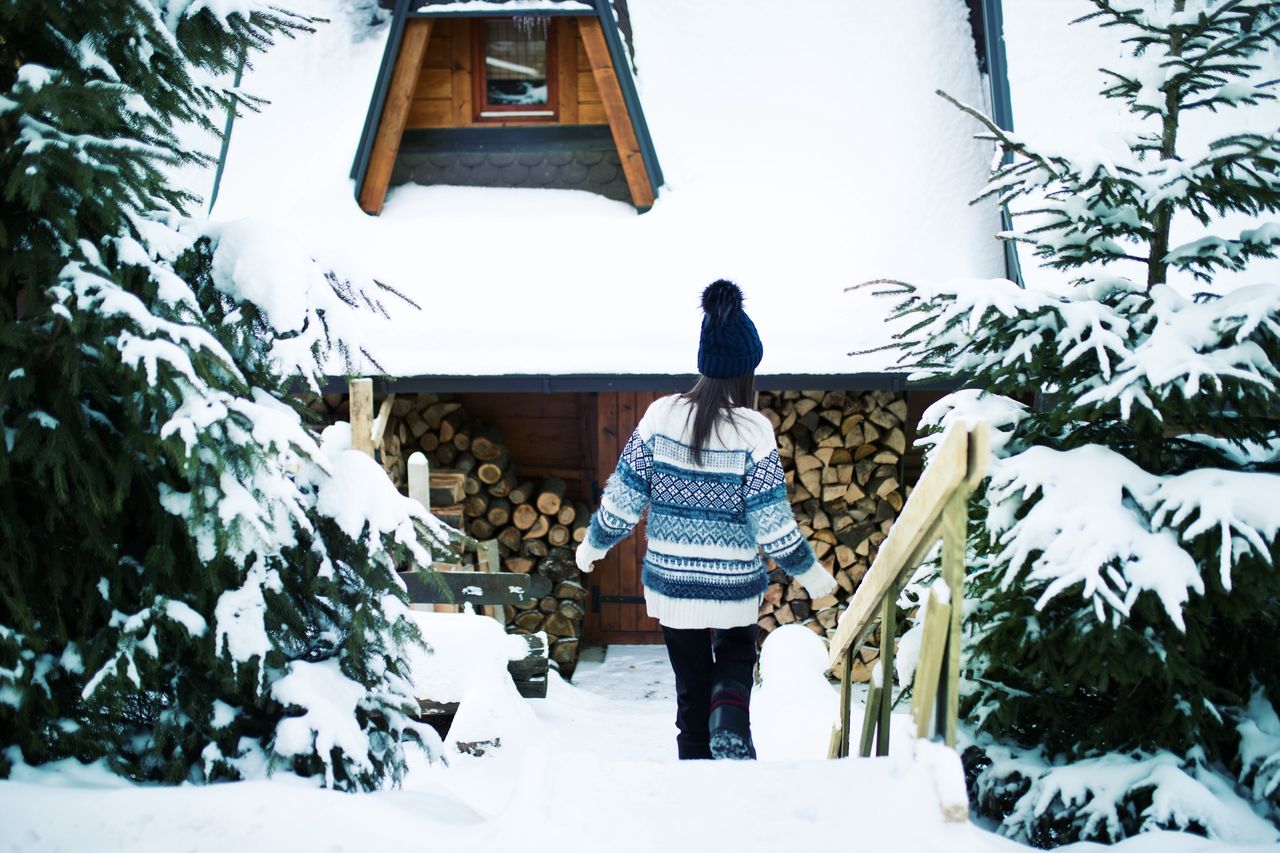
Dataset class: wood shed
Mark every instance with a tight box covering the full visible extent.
[312,380,950,676]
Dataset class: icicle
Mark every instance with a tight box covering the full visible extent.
[512,15,549,37]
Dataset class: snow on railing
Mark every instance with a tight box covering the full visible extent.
[827,420,988,776]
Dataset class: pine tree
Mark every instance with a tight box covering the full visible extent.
[0,1,447,789]
[879,0,1280,843]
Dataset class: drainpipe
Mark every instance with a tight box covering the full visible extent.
[207,45,247,216]
[980,0,1023,286]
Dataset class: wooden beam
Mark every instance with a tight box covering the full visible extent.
[349,378,374,457]
[359,20,433,215]
[876,596,895,757]
[557,18,580,124]
[858,674,881,758]
[910,589,951,738]
[371,392,396,448]
[941,488,968,747]
[577,17,654,208]
[830,649,853,758]
[450,19,473,126]
[401,568,547,607]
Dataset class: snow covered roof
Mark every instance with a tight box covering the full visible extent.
[209,0,1008,384]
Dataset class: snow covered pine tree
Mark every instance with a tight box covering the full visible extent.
[0,1,449,789]
[873,1,1280,845]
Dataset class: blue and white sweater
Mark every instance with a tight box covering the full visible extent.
[580,395,838,629]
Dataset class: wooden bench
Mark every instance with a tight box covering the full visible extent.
[399,563,552,702]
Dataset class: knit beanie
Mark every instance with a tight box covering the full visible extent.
[697,280,764,379]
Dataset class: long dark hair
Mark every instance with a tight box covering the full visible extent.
[682,373,756,466]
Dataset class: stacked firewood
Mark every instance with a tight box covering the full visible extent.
[755,389,909,672]
[313,392,591,677]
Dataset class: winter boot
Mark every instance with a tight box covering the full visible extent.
[708,679,755,760]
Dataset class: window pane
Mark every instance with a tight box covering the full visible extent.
[485,20,548,106]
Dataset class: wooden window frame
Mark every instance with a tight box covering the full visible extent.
[471,18,560,124]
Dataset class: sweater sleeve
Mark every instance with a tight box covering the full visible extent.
[745,448,838,599]
[582,427,653,560]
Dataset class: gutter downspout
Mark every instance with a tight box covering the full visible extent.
[981,0,1023,286]
[207,45,247,215]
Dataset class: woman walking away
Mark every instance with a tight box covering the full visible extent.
[575,280,837,760]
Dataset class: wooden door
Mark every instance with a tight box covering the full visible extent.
[585,391,664,644]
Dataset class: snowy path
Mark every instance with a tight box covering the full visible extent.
[1,646,1271,853]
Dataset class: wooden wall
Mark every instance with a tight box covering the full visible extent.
[406,18,607,131]
[456,392,593,501]
[586,391,664,644]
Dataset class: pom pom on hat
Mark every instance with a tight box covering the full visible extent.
[701,279,745,326]
[697,279,764,378]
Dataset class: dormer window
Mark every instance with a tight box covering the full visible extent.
[475,18,558,122]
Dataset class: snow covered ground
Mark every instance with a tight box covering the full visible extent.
[2,639,1274,853]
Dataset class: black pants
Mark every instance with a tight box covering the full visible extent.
[661,624,759,760]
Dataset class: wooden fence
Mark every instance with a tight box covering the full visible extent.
[827,420,989,759]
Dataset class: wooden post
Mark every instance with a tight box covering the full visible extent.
[577,17,655,208]
[349,378,374,457]
[940,488,968,747]
[371,392,396,449]
[910,588,952,738]
[408,452,430,511]
[477,538,503,624]
[876,596,895,757]
[359,20,433,215]
[829,651,854,758]
[858,678,881,758]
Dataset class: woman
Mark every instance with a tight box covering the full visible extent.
[575,280,837,760]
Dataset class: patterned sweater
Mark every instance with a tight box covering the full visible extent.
[580,395,837,629]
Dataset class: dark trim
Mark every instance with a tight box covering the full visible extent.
[351,0,413,198]
[318,373,960,395]
[976,0,1024,286]
[410,6,594,17]
[594,1,663,193]
[401,124,614,153]
[980,0,1015,134]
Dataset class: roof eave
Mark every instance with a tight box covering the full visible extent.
[319,373,956,394]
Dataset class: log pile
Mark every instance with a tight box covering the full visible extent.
[309,388,912,684]
[310,392,590,677]
[754,390,909,673]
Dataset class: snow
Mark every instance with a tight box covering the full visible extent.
[271,659,373,787]
[1237,689,1280,803]
[314,422,448,570]
[977,741,1280,845]
[208,0,1005,377]
[752,625,838,760]
[4,642,1274,852]
[212,564,276,670]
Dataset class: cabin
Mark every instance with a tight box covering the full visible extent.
[352,0,661,213]
[211,0,1021,673]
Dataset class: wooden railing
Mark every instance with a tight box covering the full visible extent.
[827,420,989,759]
